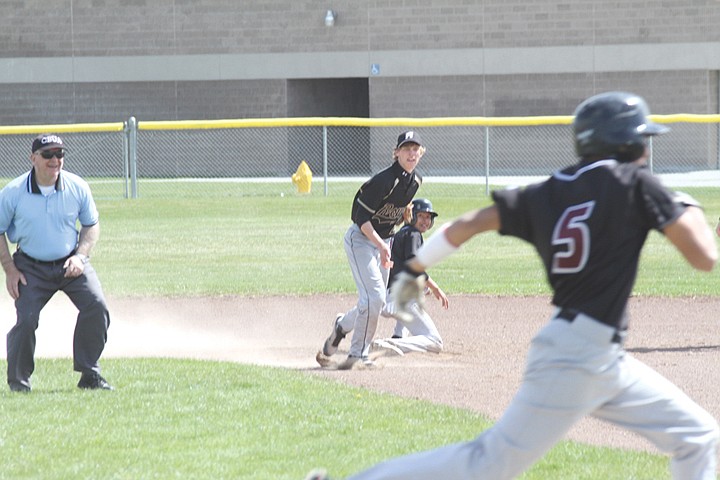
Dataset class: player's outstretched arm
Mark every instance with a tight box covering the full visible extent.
[663,206,717,272]
[406,204,501,274]
[391,205,499,322]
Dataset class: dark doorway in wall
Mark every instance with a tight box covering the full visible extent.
[287,78,370,177]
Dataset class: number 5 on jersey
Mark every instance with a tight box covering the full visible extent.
[551,201,595,273]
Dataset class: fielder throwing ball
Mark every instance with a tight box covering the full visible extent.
[313,91,719,479]
[317,131,423,370]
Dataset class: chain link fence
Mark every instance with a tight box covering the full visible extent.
[0,116,718,200]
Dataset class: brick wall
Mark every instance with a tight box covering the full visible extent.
[3,0,719,57]
[0,0,718,123]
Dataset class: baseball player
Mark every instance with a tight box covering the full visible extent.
[314,92,719,479]
[374,198,448,355]
[317,131,423,370]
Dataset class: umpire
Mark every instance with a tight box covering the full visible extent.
[0,134,112,393]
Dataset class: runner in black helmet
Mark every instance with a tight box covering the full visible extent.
[311,91,719,480]
[374,198,448,355]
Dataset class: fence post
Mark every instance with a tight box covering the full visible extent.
[323,125,329,197]
[484,126,490,196]
[127,116,138,199]
[648,136,654,175]
[122,120,130,199]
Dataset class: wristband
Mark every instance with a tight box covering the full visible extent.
[414,224,459,269]
[401,265,429,280]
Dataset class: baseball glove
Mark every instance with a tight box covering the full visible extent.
[389,270,427,323]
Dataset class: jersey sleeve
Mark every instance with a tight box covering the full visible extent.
[492,187,534,242]
[0,184,17,234]
[635,169,686,231]
[353,176,389,226]
[75,177,100,227]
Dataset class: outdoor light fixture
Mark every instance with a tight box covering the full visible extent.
[324,9,336,27]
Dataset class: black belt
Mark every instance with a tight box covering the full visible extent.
[17,250,75,267]
[555,308,624,344]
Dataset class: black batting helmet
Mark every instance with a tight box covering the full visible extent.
[410,198,438,228]
[573,91,669,163]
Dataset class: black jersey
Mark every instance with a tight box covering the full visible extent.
[351,161,422,239]
[388,224,423,288]
[492,159,686,330]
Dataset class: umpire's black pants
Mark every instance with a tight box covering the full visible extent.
[7,252,110,389]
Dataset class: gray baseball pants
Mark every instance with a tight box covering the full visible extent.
[381,299,443,353]
[349,310,718,479]
[7,252,110,389]
[337,224,390,359]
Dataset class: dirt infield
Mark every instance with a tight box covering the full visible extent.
[3,293,719,455]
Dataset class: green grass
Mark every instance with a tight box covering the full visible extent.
[3,182,716,479]
[91,183,720,297]
[0,359,669,480]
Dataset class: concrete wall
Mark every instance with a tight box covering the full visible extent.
[0,0,719,124]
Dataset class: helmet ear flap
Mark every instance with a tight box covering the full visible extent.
[615,140,647,163]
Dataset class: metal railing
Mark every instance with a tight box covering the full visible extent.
[0,115,719,199]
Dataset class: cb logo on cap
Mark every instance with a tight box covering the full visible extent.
[41,135,63,145]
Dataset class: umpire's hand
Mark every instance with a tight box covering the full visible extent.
[63,255,86,278]
[4,263,26,300]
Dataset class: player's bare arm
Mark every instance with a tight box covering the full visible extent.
[426,278,449,309]
[406,205,501,274]
[391,206,500,318]
[663,206,717,272]
[446,204,501,244]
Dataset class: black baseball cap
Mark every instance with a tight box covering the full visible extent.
[32,133,65,153]
[396,131,423,148]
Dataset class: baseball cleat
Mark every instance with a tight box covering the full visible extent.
[371,338,405,356]
[360,357,378,369]
[337,355,377,370]
[322,313,346,356]
[337,355,359,370]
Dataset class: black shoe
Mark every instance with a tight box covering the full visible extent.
[9,382,31,393]
[77,372,114,390]
[322,313,347,356]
